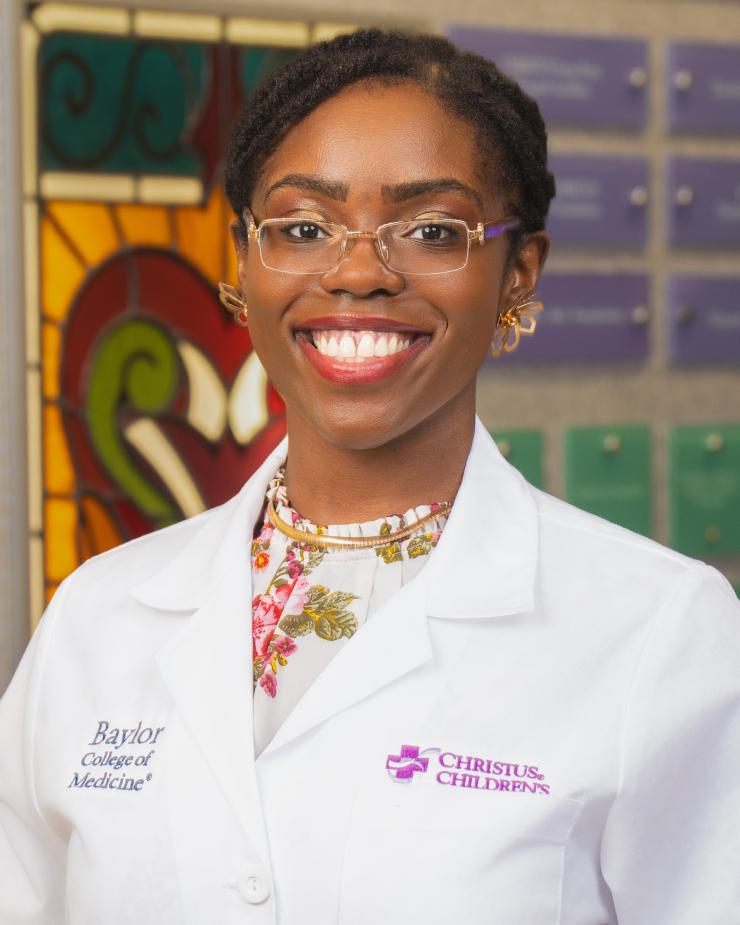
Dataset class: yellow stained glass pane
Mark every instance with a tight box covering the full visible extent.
[42,322,62,398]
[47,201,119,267]
[79,494,123,560]
[46,582,60,605]
[41,215,85,321]
[43,403,75,494]
[44,497,79,582]
[175,186,226,282]
[115,203,172,247]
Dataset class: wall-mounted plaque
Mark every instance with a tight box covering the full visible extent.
[667,276,740,365]
[490,429,544,488]
[564,425,651,536]
[667,41,740,134]
[549,154,648,248]
[670,425,740,556]
[667,157,740,247]
[497,273,650,364]
[446,27,648,129]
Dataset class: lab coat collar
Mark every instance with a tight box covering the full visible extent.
[131,439,288,611]
[132,417,538,618]
[425,418,538,619]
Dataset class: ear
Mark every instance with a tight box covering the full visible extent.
[500,230,549,312]
[229,218,249,277]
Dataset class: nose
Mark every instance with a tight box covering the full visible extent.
[319,234,405,298]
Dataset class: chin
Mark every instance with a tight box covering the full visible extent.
[303,400,419,452]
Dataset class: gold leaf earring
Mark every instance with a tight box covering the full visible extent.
[490,292,543,358]
[218,282,249,327]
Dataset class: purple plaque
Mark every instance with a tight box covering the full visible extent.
[668,42,740,134]
[667,157,740,247]
[667,276,740,365]
[496,273,650,364]
[447,27,648,129]
[549,154,648,248]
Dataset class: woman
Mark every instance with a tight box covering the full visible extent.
[1,29,739,925]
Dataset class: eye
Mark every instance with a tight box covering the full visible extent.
[405,221,460,243]
[284,222,329,241]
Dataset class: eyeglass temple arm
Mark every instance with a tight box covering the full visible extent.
[470,218,522,245]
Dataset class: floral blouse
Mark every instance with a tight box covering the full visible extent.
[250,468,449,756]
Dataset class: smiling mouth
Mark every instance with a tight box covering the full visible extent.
[294,319,431,383]
[302,328,418,363]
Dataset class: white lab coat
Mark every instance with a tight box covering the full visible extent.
[1,419,739,924]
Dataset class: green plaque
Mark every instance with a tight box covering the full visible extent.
[564,425,651,536]
[669,425,740,556]
[490,430,544,488]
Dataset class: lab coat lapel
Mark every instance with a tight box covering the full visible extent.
[261,576,433,757]
[140,442,288,863]
[262,419,539,756]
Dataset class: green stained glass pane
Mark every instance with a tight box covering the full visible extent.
[39,33,207,175]
[240,46,301,97]
[669,425,740,557]
[564,425,652,536]
[490,429,544,488]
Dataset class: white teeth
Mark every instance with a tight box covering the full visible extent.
[309,329,418,360]
[374,334,389,357]
[339,334,356,358]
[357,332,375,357]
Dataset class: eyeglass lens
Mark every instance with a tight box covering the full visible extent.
[257,219,471,275]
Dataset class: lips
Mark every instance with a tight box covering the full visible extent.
[294,315,432,384]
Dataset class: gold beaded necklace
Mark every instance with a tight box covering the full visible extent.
[267,498,452,551]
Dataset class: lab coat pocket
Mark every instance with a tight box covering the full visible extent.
[338,774,582,925]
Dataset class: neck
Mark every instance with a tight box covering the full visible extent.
[282,387,476,525]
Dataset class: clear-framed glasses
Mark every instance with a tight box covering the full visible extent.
[243,209,520,276]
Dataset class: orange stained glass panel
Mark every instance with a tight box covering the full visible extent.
[44,497,79,582]
[115,203,172,248]
[41,322,62,398]
[46,583,60,605]
[46,201,119,267]
[41,215,85,321]
[175,187,228,283]
[43,403,75,495]
[78,494,123,561]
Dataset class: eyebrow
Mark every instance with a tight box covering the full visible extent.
[262,174,485,211]
[381,179,484,211]
[264,174,349,202]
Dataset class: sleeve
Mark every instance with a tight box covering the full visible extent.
[601,564,740,924]
[0,579,70,924]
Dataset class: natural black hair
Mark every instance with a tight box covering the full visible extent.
[224,29,555,256]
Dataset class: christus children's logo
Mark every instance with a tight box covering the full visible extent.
[385,744,551,796]
[67,720,167,793]
[386,745,441,783]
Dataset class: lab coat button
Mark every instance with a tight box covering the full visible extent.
[238,869,270,904]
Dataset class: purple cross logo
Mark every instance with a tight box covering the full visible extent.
[386,744,430,782]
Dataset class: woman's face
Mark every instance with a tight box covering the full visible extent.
[231,80,547,450]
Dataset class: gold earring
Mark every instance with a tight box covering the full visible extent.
[490,292,543,358]
[218,282,249,327]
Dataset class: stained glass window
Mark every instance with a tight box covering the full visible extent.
[22,4,358,624]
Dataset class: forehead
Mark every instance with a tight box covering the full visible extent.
[254,81,495,206]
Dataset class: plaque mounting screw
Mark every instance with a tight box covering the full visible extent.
[677,304,694,324]
[632,305,650,325]
[705,432,724,453]
[497,439,512,459]
[629,186,648,207]
[675,186,694,207]
[704,525,721,544]
[674,69,693,91]
[602,434,622,453]
[629,67,648,88]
